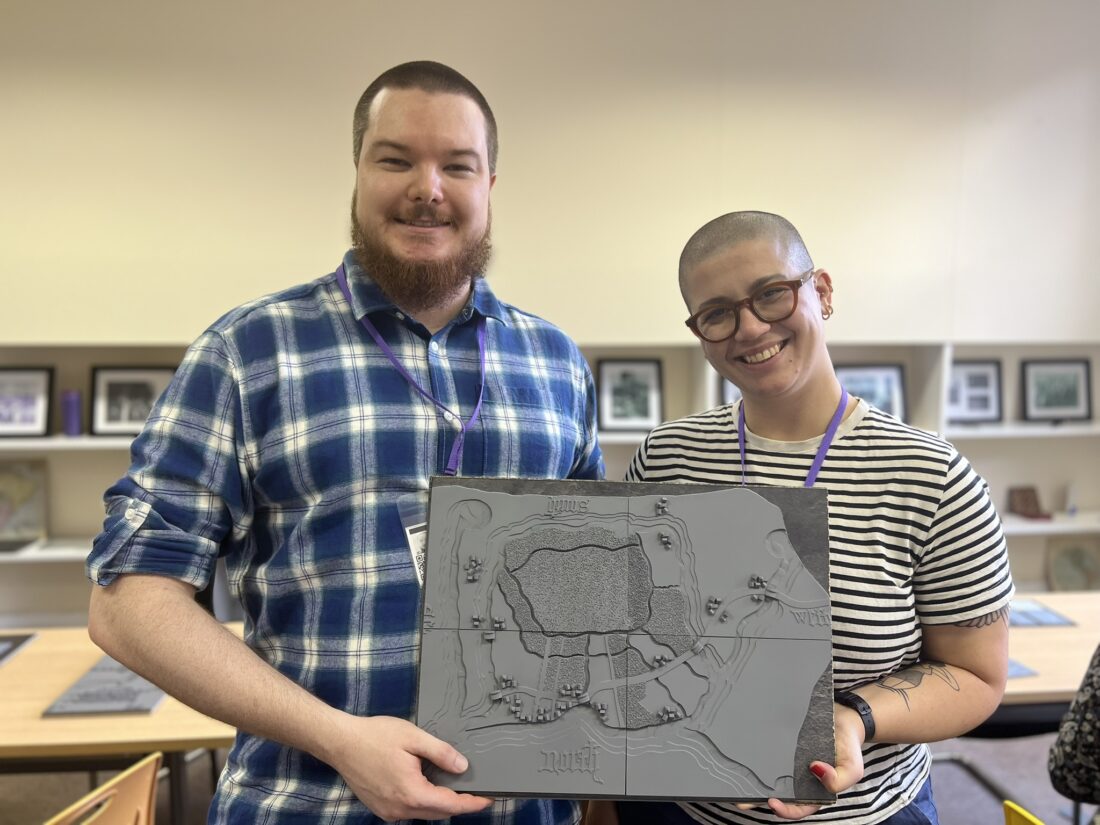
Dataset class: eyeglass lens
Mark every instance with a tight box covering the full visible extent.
[694,281,799,342]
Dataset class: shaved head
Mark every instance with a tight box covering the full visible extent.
[679,211,813,295]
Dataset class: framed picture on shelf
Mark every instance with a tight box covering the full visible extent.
[0,459,48,549]
[716,372,742,406]
[1046,535,1100,591]
[597,359,663,432]
[946,360,1002,424]
[0,367,53,437]
[1020,359,1092,422]
[91,367,176,436]
[835,364,907,421]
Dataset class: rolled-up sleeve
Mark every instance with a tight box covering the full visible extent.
[87,329,253,589]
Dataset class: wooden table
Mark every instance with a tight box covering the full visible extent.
[0,625,237,824]
[3,599,1094,822]
[1004,590,1100,705]
[933,591,1099,823]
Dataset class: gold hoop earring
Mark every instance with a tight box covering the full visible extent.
[822,305,834,320]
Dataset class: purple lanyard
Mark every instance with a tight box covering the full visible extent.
[336,265,487,476]
[738,388,848,488]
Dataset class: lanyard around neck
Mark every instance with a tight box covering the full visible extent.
[738,387,849,488]
[336,265,487,476]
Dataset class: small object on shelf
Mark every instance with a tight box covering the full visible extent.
[1020,358,1092,423]
[946,360,1002,424]
[834,364,907,422]
[61,389,83,436]
[596,358,663,432]
[1063,482,1079,517]
[0,367,53,437]
[90,366,176,436]
[1007,486,1050,520]
[1046,536,1100,591]
[0,459,48,549]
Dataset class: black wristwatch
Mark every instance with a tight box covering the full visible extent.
[835,690,876,742]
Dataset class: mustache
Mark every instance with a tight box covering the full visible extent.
[399,204,451,224]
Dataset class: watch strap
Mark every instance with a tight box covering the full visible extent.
[835,690,876,742]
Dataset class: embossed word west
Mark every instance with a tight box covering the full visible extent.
[545,497,590,515]
[538,739,603,783]
[792,607,830,626]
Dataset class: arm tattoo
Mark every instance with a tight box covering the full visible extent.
[953,606,1009,628]
[872,662,960,710]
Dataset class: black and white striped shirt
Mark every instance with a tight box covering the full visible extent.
[626,399,1014,824]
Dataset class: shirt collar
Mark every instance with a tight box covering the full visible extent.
[339,249,507,327]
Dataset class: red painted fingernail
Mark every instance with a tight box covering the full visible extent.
[810,764,827,779]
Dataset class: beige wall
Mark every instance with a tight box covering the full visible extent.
[2,1,1099,345]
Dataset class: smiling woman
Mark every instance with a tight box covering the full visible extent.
[621,210,1013,825]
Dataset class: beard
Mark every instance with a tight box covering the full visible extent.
[350,195,492,315]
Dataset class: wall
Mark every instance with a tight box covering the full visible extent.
[3,1,1099,346]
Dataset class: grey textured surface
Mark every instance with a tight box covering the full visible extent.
[43,656,165,716]
[416,478,834,803]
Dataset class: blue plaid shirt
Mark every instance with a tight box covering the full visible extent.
[88,251,602,824]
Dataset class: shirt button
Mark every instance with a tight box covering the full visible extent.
[429,341,439,353]
[443,411,454,423]
[395,311,405,320]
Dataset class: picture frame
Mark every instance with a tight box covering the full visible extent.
[91,366,176,436]
[1046,535,1100,591]
[720,376,742,406]
[597,359,663,432]
[1020,359,1092,422]
[0,367,53,437]
[834,364,907,421]
[946,360,1002,424]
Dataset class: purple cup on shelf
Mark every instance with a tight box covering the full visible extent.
[61,389,83,436]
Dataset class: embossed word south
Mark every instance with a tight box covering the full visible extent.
[538,739,603,783]
[545,497,590,515]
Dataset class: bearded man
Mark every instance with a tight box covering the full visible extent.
[87,61,603,825]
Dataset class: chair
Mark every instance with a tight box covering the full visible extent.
[932,701,1083,823]
[45,751,162,825]
[1004,800,1045,825]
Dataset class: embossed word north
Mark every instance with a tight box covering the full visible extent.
[792,607,830,626]
[545,497,590,515]
[538,739,603,783]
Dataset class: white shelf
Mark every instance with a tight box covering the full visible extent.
[0,435,133,452]
[1001,511,1100,537]
[0,538,91,564]
[598,432,647,446]
[945,422,1100,440]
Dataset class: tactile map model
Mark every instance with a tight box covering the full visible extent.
[416,478,834,804]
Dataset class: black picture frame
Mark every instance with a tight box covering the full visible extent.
[596,359,663,432]
[835,363,907,422]
[947,360,1002,424]
[90,366,177,436]
[1020,359,1092,423]
[0,367,54,437]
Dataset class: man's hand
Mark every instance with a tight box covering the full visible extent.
[325,714,493,822]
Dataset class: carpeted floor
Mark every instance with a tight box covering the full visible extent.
[2,736,1096,825]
